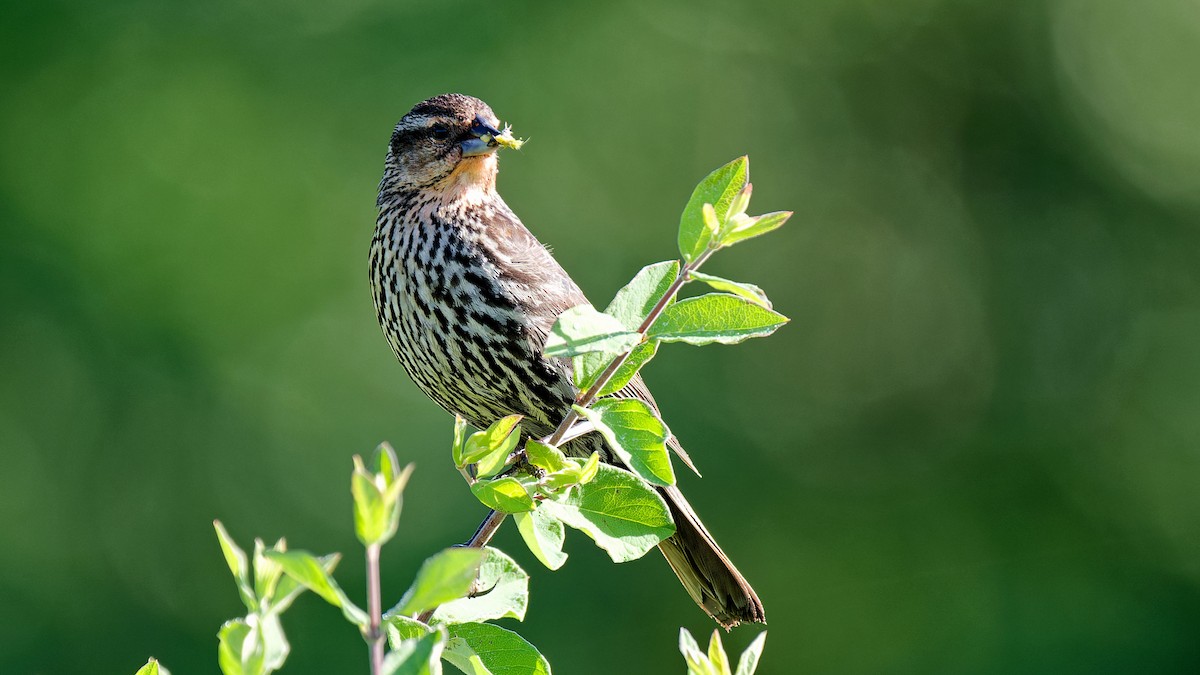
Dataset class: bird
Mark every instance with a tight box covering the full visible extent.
[369,93,764,628]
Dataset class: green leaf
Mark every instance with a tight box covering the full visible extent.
[598,341,660,397]
[451,416,469,466]
[266,550,367,627]
[470,477,536,513]
[264,550,338,608]
[702,203,721,241]
[540,463,583,491]
[388,463,416,515]
[571,351,607,393]
[576,400,674,486]
[463,415,523,479]
[606,260,681,330]
[577,452,600,484]
[707,630,732,675]
[514,507,568,570]
[213,521,256,613]
[544,305,641,358]
[679,628,712,675]
[258,612,290,673]
[217,618,257,675]
[444,622,551,675]
[539,464,675,562]
[648,293,788,345]
[727,182,753,220]
[687,271,771,309]
[386,615,434,647]
[391,548,488,618]
[217,614,286,675]
[524,440,567,473]
[383,629,445,675]
[375,442,400,488]
[271,553,340,614]
[461,415,522,465]
[679,157,749,262]
[468,656,493,675]
[735,632,767,675]
[352,455,400,546]
[135,658,168,675]
[575,340,660,396]
[537,451,599,493]
[432,548,529,624]
[252,538,285,606]
[679,627,701,655]
[719,210,792,248]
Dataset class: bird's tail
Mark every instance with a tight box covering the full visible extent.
[656,484,766,628]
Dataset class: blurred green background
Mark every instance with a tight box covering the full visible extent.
[3,0,1200,673]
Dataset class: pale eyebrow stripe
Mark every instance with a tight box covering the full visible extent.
[394,114,444,133]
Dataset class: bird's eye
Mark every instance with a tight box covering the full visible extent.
[430,123,451,140]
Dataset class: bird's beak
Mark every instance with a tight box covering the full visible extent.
[461,114,525,157]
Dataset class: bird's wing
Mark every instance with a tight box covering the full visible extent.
[485,201,589,338]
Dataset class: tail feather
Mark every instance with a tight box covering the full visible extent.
[657,484,766,628]
[567,378,765,627]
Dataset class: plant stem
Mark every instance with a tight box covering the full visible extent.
[464,508,509,547]
[365,543,384,675]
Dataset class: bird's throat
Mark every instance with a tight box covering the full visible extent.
[435,154,498,207]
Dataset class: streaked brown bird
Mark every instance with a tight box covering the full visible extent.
[369,93,764,627]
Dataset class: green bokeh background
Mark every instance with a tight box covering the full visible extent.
[3,0,1200,673]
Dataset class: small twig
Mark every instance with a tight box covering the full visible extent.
[464,508,509,548]
[365,543,385,675]
[555,419,596,445]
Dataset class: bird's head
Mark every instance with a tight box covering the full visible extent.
[382,93,524,196]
